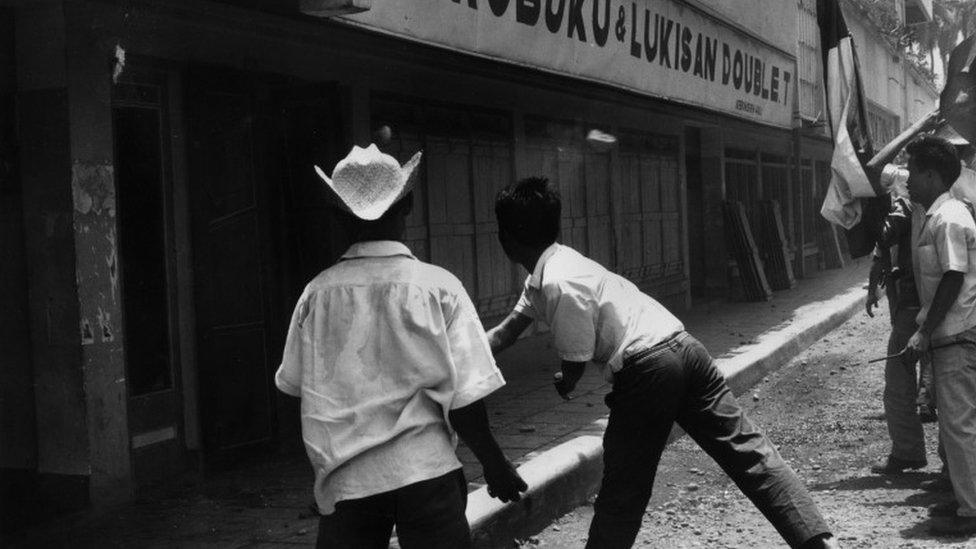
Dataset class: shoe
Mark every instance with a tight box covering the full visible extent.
[930,515,976,536]
[918,404,937,423]
[921,476,953,493]
[870,456,927,474]
[929,500,960,517]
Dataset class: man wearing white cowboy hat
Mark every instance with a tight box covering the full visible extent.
[276,144,527,548]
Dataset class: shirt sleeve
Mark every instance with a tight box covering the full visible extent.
[511,276,536,319]
[445,285,505,410]
[547,281,597,363]
[933,206,976,274]
[275,288,314,397]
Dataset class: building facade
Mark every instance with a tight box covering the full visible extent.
[0,0,938,523]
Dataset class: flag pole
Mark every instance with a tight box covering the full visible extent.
[866,108,940,172]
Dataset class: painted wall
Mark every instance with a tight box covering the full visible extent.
[0,8,38,472]
[13,2,130,504]
[844,4,938,129]
[796,0,937,139]
[702,0,797,55]
[64,1,130,503]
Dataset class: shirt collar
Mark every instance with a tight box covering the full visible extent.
[528,243,561,289]
[926,192,953,217]
[340,240,416,261]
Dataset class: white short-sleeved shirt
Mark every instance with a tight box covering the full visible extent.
[880,164,976,262]
[513,243,684,381]
[275,241,505,514]
[913,193,976,339]
[951,167,976,204]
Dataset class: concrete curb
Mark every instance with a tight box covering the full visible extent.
[467,284,867,548]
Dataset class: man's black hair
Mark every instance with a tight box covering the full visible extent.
[495,177,561,248]
[906,136,961,186]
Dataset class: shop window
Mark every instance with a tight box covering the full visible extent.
[760,154,792,247]
[800,159,818,249]
[724,149,759,221]
[618,130,681,288]
[867,103,900,149]
[815,159,845,265]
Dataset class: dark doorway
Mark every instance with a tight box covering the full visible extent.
[685,127,706,297]
[185,68,343,461]
[185,69,277,460]
[113,73,185,484]
[272,83,345,439]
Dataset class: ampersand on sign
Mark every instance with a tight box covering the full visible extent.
[615,6,626,42]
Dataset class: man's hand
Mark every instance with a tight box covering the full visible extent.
[903,329,931,365]
[483,458,528,503]
[866,286,880,318]
[553,361,586,400]
[486,312,533,355]
[448,399,527,504]
[866,259,886,318]
[920,109,941,132]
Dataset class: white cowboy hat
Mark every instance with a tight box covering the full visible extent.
[314,144,422,221]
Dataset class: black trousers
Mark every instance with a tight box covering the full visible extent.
[316,469,470,549]
[586,333,831,549]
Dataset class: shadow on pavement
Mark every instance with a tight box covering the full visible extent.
[898,518,937,540]
[898,518,976,543]
[809,471,939,492]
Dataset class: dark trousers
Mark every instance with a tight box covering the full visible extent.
[316,469,470,549]
[586,333,830,549]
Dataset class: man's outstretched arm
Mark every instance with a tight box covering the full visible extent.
[449,400,528,502]
[864,109,939,193]
[486,311,533,356]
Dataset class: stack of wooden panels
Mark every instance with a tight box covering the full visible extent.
[755,200,797,291]
[723,201,773,302]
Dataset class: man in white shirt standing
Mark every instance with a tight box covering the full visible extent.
[902,136,976,536]
[487,177,836,549]
[276,145,526,549]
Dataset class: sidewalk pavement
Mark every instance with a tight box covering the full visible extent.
[8,261,869,549]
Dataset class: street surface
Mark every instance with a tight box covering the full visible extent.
[524,304,973,548]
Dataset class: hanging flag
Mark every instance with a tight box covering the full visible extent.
[942,33,976,144]
[817,0,876,231]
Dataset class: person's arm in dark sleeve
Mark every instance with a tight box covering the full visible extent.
[449,401,527,502]
[866,198,912,317]
[875,198,911,250]
[866,249,889,318]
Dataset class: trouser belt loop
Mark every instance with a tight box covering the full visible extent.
[668,331,689,350]
[623,331,688,369]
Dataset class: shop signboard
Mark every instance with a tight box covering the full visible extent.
[339,0,797,128]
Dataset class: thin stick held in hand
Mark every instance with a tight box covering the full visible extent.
[866,340,962,364]
[866,350,904,364]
